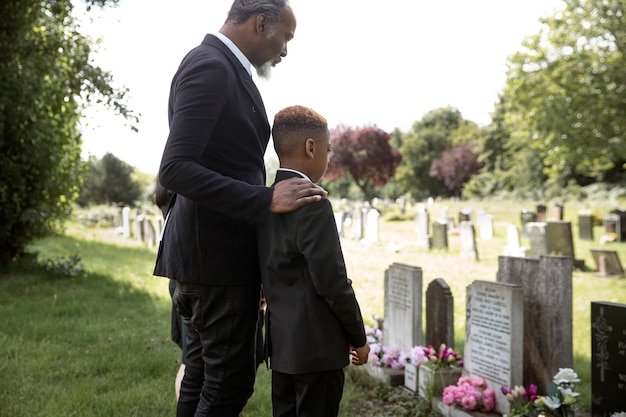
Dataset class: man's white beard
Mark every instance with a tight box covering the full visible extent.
[256,61,273,80]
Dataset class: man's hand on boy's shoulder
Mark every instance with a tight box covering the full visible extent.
[270,177,327,213]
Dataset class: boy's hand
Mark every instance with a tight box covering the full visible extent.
[350,343,370,366]
[270,177,327,213]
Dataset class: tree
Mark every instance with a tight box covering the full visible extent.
[429,144,484,197]
[0,0,136,263]
[503,0,626,189]
[77,153,143,206]
[394,107,464,200]
[324,125,402,202]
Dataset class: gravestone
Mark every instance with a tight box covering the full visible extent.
[591,249,625,277]
[415,206,431,249]
[496,255,573,393]
[604,213,621,242]
[536,204,547,221]
[520,209,537,237]
[425,278,454,349]
[364,208,380,242]
[352,205,364,240]
[591,301,626,416]
[458,208,471,224]
[611,208,626,241]
[503,224,527,257]
[465,280,524,415]
[383,263,423,352]
[579,212,594,241]
[549,204,564,221]
[476,211,494,239]
[525,222,548,258]
[122,206,131,238]
[333,210,345,237]
[546,221,575,258]
[459,221,479,261]
[431,221,448,250]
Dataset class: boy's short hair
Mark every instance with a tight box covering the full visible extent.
[272,105,328,158]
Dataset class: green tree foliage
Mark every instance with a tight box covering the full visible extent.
[503,0,626,189]
[0,0,136,263]
[463,98,548,199]
[394,107,464,200]
[324,125,402,202]
[77,153,143,206]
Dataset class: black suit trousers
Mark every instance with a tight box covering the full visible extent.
[271,369,345,417]
[173,281,261,417]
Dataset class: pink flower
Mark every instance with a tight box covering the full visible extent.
[461,394,478,410]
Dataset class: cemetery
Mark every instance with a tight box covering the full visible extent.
[3,198,626,417]
[102,198,626,416]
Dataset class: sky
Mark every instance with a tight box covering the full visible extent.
[76,0,564,174]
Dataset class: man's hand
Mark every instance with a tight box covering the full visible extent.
[269,177,327,213]
[350,343,370,366]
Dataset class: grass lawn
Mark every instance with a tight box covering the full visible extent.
[1,198,625,416]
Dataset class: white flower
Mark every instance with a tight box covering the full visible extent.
[557,386,580,398]
[538,395,562,410]
[610,413,626,417]
[552,368,580,385]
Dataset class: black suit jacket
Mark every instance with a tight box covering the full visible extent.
[154,34,273,286]
[257,170,367,374]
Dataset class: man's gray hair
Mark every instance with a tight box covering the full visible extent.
[227,0,288,24]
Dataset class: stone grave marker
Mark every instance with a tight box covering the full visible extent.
[425,278,454,349]
[334,210,345,237]
[604,213,621,242]
[465,280,524,415]
[122,206,131,238]
[525,222,548,258]
[578,211,594,241]
[611,208,626,241]
[590,249,625,277]
[503,224,527,257]
[545,221,575,258]
[476,211,494,240]
[459,221,479,261]
[520,209,538,237]
[364,208,380,242]
[383,263,423,352]
[591,301,626,416]
[432,221,448,250]
[415,205,431,249]
[496,255,573,393]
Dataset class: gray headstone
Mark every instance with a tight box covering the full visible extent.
[591,301,626,416]
[364,208,380,242]
[432,221,448,250]
[334,210,344,237]
[476,211,494,240]
[459,221,479,261]
[591,249,625,277]
[503,224,527,257]
[525,222,548,258]
[545,221,575,259]
[465,280,524,415]
[496,255,573,393]
[604,213,622,241]
[415,206,431,249]
[579,213,594,241]
[425,278,454,349]
[122,206,131,238]
[383,263,423,352]
[520,210,538,237]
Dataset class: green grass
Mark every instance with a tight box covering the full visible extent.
[1,198,625,416]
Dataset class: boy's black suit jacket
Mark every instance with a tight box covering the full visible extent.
[154,34,273,286]
[257,170,367,374]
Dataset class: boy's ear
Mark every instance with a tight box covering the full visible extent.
[305,138,315,159]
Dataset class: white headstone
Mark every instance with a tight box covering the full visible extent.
[383,263,423,352]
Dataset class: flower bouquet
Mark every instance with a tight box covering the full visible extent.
[418,344,463,398]
[442,376,496,412]
[502,368,579,417]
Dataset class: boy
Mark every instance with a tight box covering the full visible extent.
[257,105,370,417]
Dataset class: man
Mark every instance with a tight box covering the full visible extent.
[153,1,325,416]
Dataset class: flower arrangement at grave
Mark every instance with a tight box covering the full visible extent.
[442,375,496,412]
[421,343,463,370]
[501,383,538,416]
[502,368,580,417]
[364,325,406,370]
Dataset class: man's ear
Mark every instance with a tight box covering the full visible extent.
[305,138,315,159]
[255,13,267,34]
